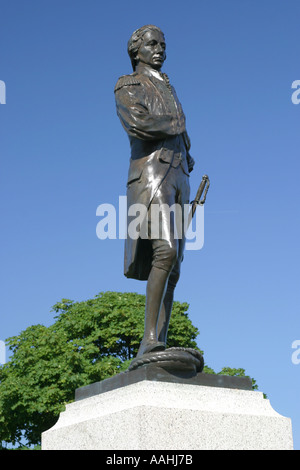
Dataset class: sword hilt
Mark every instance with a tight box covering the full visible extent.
[191,175,210,217]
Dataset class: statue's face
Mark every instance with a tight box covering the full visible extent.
[136,30,166,70]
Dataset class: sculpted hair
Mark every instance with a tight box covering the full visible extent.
[128,25,165,71]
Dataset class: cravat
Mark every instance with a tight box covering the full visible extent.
[159,72,173,93]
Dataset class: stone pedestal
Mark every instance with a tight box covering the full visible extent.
[41,368,293,450]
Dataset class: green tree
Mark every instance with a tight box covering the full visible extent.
[0,291,255,448]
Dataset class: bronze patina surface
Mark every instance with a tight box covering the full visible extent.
[115,25,197,362]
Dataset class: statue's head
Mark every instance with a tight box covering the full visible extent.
[128,25,166,71]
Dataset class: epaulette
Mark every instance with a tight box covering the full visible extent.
[114,74,141,93]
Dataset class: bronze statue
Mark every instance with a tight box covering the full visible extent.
[114,25,195,358]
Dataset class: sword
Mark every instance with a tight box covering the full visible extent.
[187,174,210,227]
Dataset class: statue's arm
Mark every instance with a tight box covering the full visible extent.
[115,85,185,140]
[182,130,195,172]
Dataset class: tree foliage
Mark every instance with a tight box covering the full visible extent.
[0,291,256,448]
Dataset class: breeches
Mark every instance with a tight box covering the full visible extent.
[148,165,190,278]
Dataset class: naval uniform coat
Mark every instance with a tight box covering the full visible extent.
[114,69,195,280]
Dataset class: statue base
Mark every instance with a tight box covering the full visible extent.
[41,365,293,450]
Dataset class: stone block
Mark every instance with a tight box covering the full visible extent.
[41,378,293,450]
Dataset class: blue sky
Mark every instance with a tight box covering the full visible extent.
[1,0,299,449]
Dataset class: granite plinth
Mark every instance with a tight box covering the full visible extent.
[42,369,294,450]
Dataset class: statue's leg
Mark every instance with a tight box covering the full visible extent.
[156,168,190,346]
[137,167,189,357]
[157,261,180,345]
[137,267,169,356]
[137,241,177,357]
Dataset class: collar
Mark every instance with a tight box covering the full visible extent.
[148,69,164,81]
[137,65,164,81]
